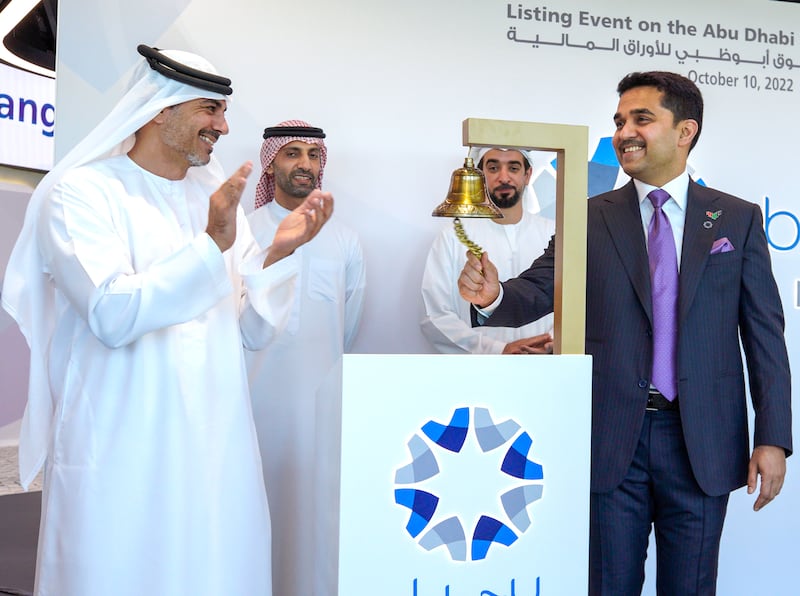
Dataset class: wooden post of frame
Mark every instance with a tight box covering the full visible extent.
[463,118,588,355]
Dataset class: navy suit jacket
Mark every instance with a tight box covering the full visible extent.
[481,180,792,495]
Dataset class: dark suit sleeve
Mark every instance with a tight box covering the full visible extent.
[471,235,556,328]
[739,204,793,455]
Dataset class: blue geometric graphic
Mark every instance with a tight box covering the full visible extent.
[501,484,544,532]
[394,488,439,537]
[471,515,518,561]
[393,407,544,561]
[589,136,619,166]
[588,137,621,197]
[394,434,439,484]
[474,407,521,452]
[422,407,469,452]
[501,432,544,480]
[419,517,467,561]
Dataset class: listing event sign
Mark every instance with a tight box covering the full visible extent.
[339,354,592,595]
[503,3,798,90]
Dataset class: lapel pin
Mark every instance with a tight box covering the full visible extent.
[704,209,721,229]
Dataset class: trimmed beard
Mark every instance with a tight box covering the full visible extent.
[274,168,318,199]
[489,188,522,209]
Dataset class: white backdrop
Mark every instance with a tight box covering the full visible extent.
[41,0,800,593]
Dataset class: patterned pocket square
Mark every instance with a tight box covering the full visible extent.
[710,237,734,254]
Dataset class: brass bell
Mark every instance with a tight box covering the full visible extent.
[431,157,503,219]
[432,156,502,258]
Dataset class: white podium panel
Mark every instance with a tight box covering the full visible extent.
[339,354,592,595]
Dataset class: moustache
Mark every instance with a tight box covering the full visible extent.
[618,140,644,150]
[199,129,221,142]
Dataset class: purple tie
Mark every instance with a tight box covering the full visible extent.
[648,189,678,401]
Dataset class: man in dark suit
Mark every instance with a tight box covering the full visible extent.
[458,71,792,595]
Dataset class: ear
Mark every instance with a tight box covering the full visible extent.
[266,163,274,175]
[523,167,533,185]
[151,107,172,125]
[677,119,699,148]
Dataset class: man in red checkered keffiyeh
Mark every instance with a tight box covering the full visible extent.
[254,119,328,209]
[245,117,366,596]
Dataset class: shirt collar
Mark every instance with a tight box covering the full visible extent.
[267,198,292,216]
[633,170,690,212]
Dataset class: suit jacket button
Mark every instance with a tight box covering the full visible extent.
[638,379,648,388]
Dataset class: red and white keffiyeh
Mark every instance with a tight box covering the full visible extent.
[254,119,328,208]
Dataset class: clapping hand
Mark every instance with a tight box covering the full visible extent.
[264,190,334,267]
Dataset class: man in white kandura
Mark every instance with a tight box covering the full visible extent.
[246,120,366,595]
[1,45,334,596]
[421,147,554,354]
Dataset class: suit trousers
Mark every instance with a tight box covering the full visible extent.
[589,410,729,595]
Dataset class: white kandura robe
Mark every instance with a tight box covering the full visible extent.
[421,210,555,353]
[34,155,296,596]
[245,200,366,596]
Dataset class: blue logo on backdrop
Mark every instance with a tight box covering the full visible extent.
[763,196,800,251]
[394,407,544,561]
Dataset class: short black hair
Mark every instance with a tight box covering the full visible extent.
[617,71,703,150]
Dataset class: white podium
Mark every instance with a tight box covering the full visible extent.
[338,353,592,595]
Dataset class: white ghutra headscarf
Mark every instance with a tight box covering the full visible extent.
[468,146,543,214]
[1,46,231,489]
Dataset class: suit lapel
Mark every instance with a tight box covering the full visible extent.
[679,182,719,322]
[598,181,653,321]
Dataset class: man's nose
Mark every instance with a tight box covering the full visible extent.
[297,152,312,169]
[618,121,637,138]
[213,113,229,136]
